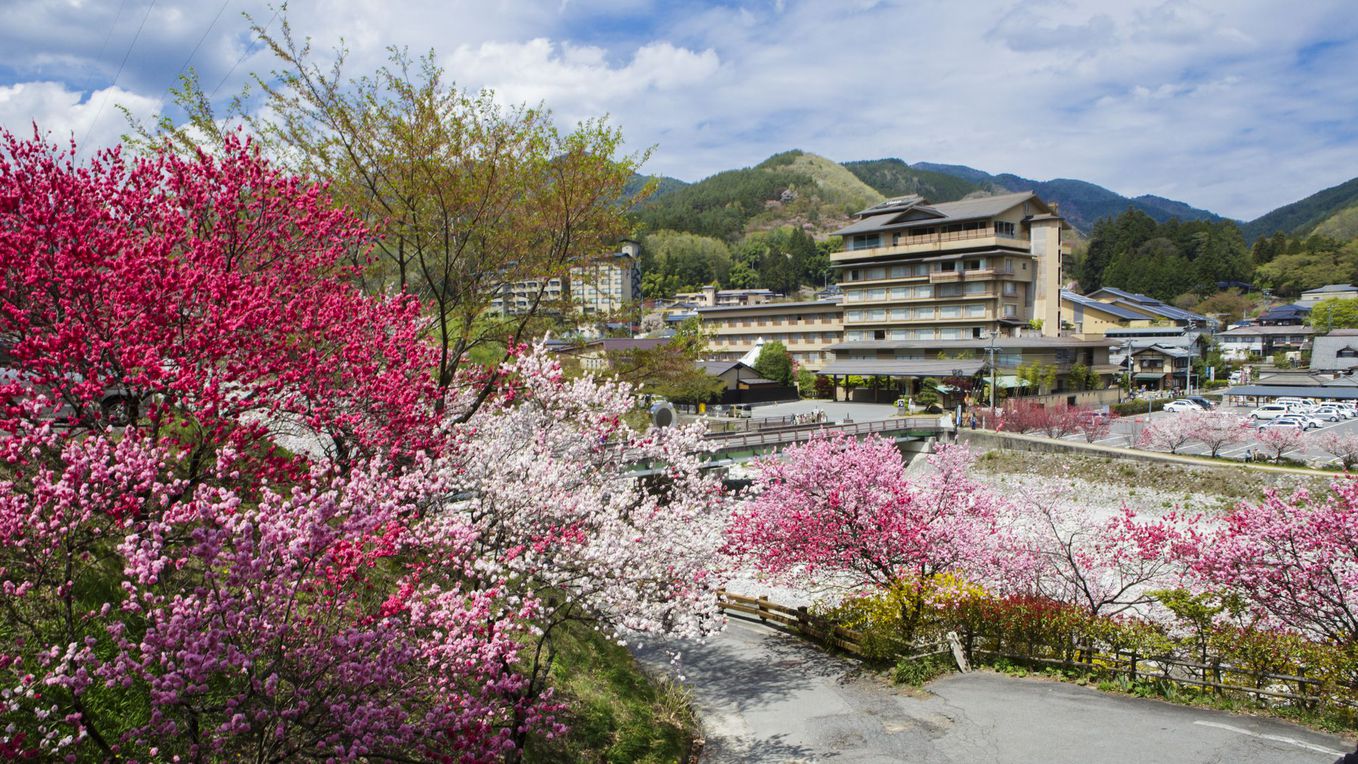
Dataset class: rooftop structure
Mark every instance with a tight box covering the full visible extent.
[1298,284,1358,304]
[1084,287,1216,329]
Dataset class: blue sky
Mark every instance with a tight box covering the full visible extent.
[1,0,1356,220]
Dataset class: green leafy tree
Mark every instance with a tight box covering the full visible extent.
[641,231,733,292]
[128,22,644,416]
[1253,237,1358,299]
[754,341,794,386]
[1307,297,1358,333]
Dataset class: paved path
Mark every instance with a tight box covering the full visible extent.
[641,619,1354,763]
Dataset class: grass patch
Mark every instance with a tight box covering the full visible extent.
[892,654,954,686]
[974,449,1332,502]
[523,622,699,764]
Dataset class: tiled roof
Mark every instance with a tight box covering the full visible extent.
[1062,290,1146,320]
[832,192,1041,237]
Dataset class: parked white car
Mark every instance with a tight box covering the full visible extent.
[1163,400,1201,413]
[1250,404,1291,421]
[1311,406,1347,422]
[1259,418,1306,432]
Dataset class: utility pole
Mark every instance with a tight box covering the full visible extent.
[985,330,999,413]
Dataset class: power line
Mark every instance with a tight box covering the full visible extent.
[80,0,158,154]
[209,5,280,101]
[175,0,232,83]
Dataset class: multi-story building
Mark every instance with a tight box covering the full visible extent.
[1060,290,1152,336]
[1084,287,1216,330]
[491,241,641,317]
[490,277,566,315]
[697,298,843,369]
[674,286,779,307]
[831,193,1068,343]
[569,240,641,317]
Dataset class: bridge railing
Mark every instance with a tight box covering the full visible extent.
[704,416,947,450]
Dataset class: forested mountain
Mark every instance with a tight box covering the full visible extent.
[841,159,982,203]
[1241,176,1358,242]
[1078,209,1250,300]
[632,149,882,241]
[911,163,1226,234]
[624,172,688,203]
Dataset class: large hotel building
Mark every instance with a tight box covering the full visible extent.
[831,192,1066,343]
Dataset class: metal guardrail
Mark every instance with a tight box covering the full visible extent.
[704,416,947,450]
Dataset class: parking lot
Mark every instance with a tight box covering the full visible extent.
[1059,402,1357,466]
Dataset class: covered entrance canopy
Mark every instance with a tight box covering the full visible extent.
[816,359,985,378]
[1217,385,1358,400]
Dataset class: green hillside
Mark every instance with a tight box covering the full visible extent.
[1241,176,1358,242]
[841,158,983,202]
[1312,203,1358,241]
[631,149,882,241]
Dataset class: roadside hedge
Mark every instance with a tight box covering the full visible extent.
[1111,398,1168,416]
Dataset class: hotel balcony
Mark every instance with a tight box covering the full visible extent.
[831,228,1029,263]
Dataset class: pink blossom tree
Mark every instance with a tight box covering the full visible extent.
[1312,429,1358,469]
[1075,410,1114,443]
[1138,414,1196,454]
[1183,411,1251,458]
[0,432,543,761]
[1184,481,1358,646]
[1255,424,1306,463]
[1018,492,1189,617]
[728,438,1022,639]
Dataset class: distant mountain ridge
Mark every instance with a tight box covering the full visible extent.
[1240,176,1358,242]
[629,151,1358,246]
[907,163,1227,235]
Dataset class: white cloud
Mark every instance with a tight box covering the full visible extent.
[447,38,719,121]
[1,0,1356,219]
[0,81,161,153]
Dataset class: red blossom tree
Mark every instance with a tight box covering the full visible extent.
[0,129,441,471]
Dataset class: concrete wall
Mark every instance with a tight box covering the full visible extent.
[955,428,1197,465]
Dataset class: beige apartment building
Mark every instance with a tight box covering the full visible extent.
[697,298,843,369]
[832,193,1067,343]
[569,240,641,317]
[491,241,641,317]
[674,286,779,307]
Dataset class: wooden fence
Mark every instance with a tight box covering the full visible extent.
[716,590,948,662]
[717,592,1355,714]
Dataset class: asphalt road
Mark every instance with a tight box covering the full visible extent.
[641,619,1354,763]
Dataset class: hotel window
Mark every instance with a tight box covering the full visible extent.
[940,306,961,318]
[873,330,887,340]
[868,288,887,301]
[889,265,907,278]
[940,328,962,340]
[995,221,1016,237]
[889,287,908,300]
[889,308,908,320]
[1003,304,1017,318]
[913,307,935,320]
[1003,281,1018,297]
[851,235,881,250]
[965,304,986,317]
[939,261,957,272]
[869,309,887,321]
[964,282,988,295]
[937,284,962,298]
[846,310,864,322]
[866,267,886,280]
[889,329,909,341]
[911,286,933,299]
